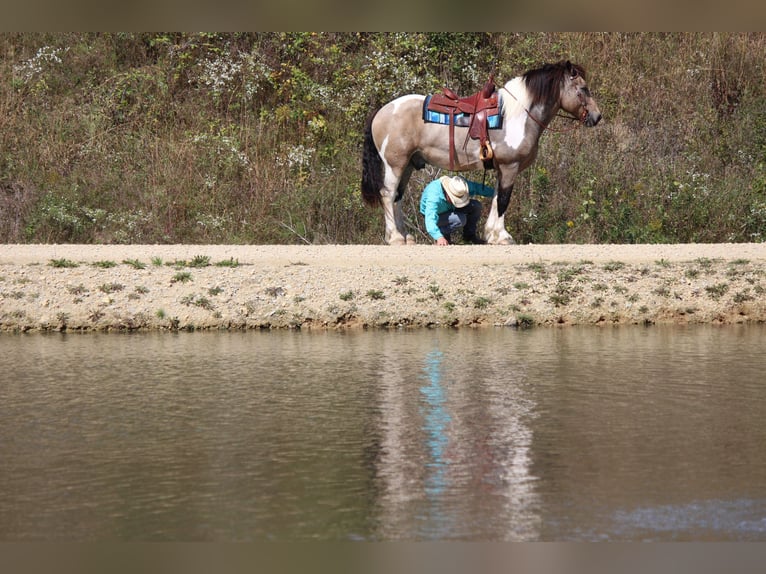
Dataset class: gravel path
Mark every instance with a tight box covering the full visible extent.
[2,243,766,332]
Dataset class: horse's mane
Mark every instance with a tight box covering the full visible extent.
[522,60,586,108]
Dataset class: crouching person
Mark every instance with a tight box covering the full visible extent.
[419,175,494,245]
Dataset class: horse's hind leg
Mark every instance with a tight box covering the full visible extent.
[380,160,416,245]
[397,161,418,244]
[381,192,414,245]
[381,191,406,245]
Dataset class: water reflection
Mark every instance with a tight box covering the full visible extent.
[1,326,765,540]
[373,332,541,540]
[421,350,449,505]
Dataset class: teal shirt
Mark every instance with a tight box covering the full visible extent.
[419,179,495,240]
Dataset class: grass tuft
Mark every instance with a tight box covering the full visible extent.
[49,259,78,268]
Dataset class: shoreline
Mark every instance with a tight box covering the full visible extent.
[2,243,766,332]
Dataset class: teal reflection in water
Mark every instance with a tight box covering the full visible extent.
[420,349,450,498]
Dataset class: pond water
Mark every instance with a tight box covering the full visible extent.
[1,325,765,541]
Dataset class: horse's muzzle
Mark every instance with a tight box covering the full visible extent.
[585,111,602,127]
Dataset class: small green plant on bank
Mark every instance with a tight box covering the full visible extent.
[733,289,754,303]
[171,271,192,283]
[473,296,492,309]
[98,282,124,293]
[695,258,721,275]
[93,260,117,268]
[49,258,78,268]
[181,294,214,310]
[705,283,729,300]
[366,289,385,300]
[339,290,354,301]
[216,258,239,267]
[603,261,625,272]
[527,262,547,278]
[189,255,211,268]
[123,258,146,269]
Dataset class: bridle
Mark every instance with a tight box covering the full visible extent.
[479,79,590,179]
[501,83,589,134]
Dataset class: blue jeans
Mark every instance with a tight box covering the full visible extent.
[437,199,482,240]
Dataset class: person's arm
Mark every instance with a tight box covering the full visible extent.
[466,180,495,199]
[423,203,444,242]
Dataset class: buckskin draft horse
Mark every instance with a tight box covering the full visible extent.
[361,60,602,245]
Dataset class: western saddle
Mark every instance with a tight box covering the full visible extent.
[425,74,499,170]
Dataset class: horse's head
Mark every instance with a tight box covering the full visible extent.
[560,61,602,127]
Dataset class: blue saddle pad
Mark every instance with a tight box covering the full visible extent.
[422,95,503,128]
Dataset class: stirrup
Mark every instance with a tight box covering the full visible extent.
[479,141,493,161]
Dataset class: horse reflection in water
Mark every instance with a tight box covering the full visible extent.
[372,334,541,541]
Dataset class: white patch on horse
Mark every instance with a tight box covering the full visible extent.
[390,94,423,114]
[378,135,399,194]
[501,78,531,150]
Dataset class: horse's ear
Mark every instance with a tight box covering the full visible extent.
[566,60,578,79]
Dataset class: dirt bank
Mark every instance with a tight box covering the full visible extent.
[1,243,766,332]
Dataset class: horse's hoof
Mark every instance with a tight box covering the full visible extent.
[387,236,407,246]
[405,235,417,245]
[486,235,516,245]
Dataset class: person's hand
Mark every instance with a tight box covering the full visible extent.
[435,237,450,246]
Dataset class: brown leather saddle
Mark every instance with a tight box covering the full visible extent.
[424,74,499,170]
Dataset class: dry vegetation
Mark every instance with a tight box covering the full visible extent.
[1,33,765,245]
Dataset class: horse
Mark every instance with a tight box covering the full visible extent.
[361,60,602,245]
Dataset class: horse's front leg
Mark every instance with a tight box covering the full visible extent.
[483,166,517,245]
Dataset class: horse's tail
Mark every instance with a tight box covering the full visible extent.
[361,110,383,207]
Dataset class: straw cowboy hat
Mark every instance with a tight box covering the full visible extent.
[439,176,470,208]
